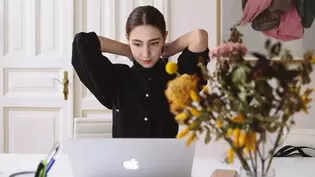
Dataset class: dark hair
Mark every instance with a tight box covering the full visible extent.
[126,6,166,37]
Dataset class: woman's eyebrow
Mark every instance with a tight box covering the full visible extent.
[131,38,161,42]
[149,38,161,42]
[131,39,143,42]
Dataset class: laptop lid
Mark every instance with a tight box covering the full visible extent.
[63,138,196,177]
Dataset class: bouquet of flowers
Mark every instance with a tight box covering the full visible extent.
[164,27,315,177]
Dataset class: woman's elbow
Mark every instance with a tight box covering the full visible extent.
[189,29,208,52]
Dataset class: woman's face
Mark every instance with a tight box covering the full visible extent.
[127,25,167,68]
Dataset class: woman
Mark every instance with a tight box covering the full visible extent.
[72,5,210,138]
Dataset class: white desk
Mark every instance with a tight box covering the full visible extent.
[1,153,315,177]
[0,154,73,177]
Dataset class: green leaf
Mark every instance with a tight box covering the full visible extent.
[261,131,267,142]
[198,127,204,134]
[232,99,245,113]
[232,65,251,85]
[199,111,210,121]
[266,122,281,133]
[238,92,247,103]
[204,126,212,144]
[189,118,202,130]
[215,131,225,141]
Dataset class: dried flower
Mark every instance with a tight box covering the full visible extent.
[165,26,314,176]
[301,91,313,114]
[228,148,234,164]
[202,85,209,93]
[239,132,246,147]
[209,42,247,58]
[226,128,233,138]
[176,127,190,139]
[186,133,196,146]
[165,62,178,75]
[175,113,189,121]
[246,131,256,153]
[190,90,200,102]
[232,114,244,124]
[165,74,199,112]
[233,128,241,147]
[215,119,222,128]
[189,107,200,117]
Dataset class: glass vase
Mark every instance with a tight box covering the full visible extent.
[238,167,276,177]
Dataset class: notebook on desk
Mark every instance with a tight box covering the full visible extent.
[63,138,196,177]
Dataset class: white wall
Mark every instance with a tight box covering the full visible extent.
[170,0,217,49]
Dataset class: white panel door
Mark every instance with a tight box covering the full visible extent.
[0,0,74,153]
[73,0,170,120]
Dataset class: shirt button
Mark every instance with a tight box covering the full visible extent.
[144,117,148,121]
[145,93,149,97]
[148,77,152,80]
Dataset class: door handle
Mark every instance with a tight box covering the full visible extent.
[53,71,69,100]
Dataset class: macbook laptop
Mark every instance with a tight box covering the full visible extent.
[63,138,196,177]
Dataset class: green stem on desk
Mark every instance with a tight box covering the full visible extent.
[257,144,265,176]
[266,121,285,173]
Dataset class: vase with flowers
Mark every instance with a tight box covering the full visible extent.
[164,26,315,177]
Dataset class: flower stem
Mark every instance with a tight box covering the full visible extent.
[257,144,265,175]
[249,150,256,175]
[266,121,285,173]
[255,148,258,176]
[225,138,252,173]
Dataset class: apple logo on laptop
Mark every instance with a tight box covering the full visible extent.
[123,158,139,170]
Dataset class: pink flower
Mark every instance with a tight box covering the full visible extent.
[209,42,247,59]
[209,48,218,57]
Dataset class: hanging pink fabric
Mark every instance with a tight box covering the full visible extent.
[262,5,304,42]
[239,0,273,26]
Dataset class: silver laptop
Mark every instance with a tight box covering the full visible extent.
[63,138,196,177]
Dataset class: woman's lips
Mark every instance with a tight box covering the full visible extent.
[141,59,152,64]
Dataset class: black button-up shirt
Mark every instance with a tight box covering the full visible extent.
[71,32,209,138]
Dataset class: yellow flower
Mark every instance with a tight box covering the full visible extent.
[165,74,199,112]
[186,133,196,146]
[289,86,301,94]
[295,75,302,79]
[189,90,200,102]
[226,128,233,138]
[165,62,178,75]
[175,113,188,121]
[247,131,256,152]
[176,127,190,139]
[215,119,222,128]
[228,148,234,164]
[232,114,244,124]
[239,132,246,147]
[189,121,198,129]
[243,131,256,154]
[233,128,240,147]
[310,56,315,64]
[301,90,313,114]
[202,85,209,93]
[243,146,249,155]
[189,107,200,117]
[301,95,312,105]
